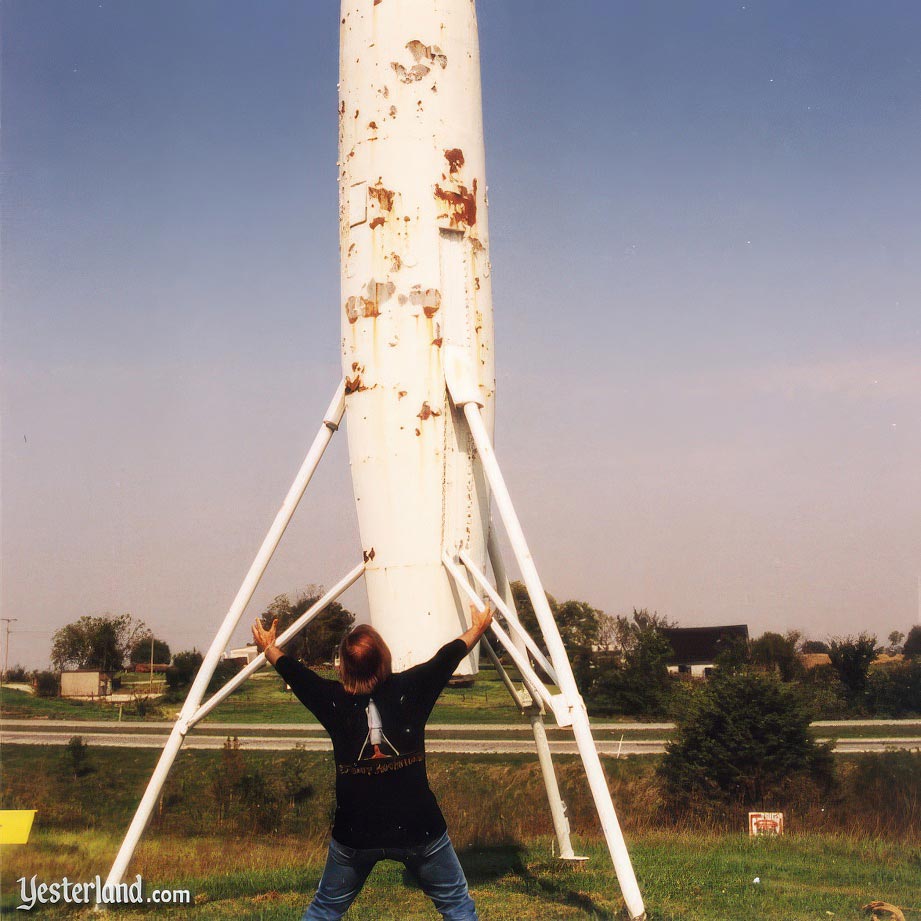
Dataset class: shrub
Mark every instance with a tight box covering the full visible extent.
[3,664,29,683]
[166,650,204,691]
[33,670,59,698]
[903,625,921,659]
[866,660,921,717]
[64,736,91,779]
[800,664,849,719]
[659,669,834,809]
[586,610,673,718]
[207,658,244,694]
[828,633,880,708]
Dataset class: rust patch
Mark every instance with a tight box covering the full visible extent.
[389,105,397,117]
[391,40,447,83]
[474,276,481,290]
[390,253,402,272]
[368,120,378,130]
[415,428,421,437]
[444,148,465,174]
[398,390,407,399]
[369,216,385,229]
[434,179,478,228]
[417,402,441,421]
[368,184,395,211]
[363,547,376,562]
[432,337,443,348]
[345,374,366,394]
[423,288,441,318]
[392,61,430,84]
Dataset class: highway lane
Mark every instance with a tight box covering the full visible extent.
[3,727,919,755]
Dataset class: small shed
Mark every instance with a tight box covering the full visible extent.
[661,625,749,677]
[60,670,112,698]
[227,645,259,664]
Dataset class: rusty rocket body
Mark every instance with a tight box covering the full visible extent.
[338,0,495,674]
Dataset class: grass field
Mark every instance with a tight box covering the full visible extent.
[3,829,919,920]
[2,744,919,919]
[0,666,525,725]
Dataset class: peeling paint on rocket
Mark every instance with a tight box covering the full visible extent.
[339,0,495,674]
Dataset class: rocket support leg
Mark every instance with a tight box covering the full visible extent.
[461,402,646,921]
[485,531,584,862]
[102,381,347,893]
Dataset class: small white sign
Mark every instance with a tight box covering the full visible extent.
[749,812,784,836]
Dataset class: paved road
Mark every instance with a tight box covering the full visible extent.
[2,726,919,755]
[3,718,918,732]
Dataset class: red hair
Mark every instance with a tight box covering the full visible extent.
[338,625,392,695]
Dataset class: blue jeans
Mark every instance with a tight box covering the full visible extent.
[302,830,477,921]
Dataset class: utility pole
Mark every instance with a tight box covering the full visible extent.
[2,618,19,681]
[149,635,155,693]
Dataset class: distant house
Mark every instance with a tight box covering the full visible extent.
[227,645,259,664]
[800,653,832,670]
[661,625,749,677]
[60,670,112,698]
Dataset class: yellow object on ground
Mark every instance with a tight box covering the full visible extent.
[0,810,36,844]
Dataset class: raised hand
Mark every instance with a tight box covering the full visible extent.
[252,616,279,653]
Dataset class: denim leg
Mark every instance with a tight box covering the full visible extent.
[301,839,377,921]
[404,832,478,921]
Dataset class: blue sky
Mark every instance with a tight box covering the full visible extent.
[3,1,919,668]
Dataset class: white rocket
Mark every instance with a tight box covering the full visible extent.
[106,4,646,917]
[338,0,494,673]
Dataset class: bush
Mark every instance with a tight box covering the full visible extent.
[208,658,244,694]
[659,669,834,809]
[800,664,849,719]
[586,610,674,718]
[903,625,921,659]
[866,660,921,717]
[33,670,59,698]
[828,633,880,708]
[166,650,204,691]
[64,736,91,779]
[3,664,29,683]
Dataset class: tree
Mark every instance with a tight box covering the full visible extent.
[802,640,830,655]
[260,588,356,665]
[587,609,674,718]
[510,580,559,655]
[886,631,905,655]
[51,614,146,673]
[129,636,171,666]
[659,669,834,807]
[828,633,880,706]
[166,650,204,691]
[751,631,803,682]
[903,625,921,660]
[555,600,602,652]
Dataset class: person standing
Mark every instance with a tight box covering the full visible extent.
[252,603,493,921]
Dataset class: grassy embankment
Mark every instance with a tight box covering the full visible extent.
[2,744,919,920]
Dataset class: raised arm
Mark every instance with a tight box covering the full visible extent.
[252,617,337,727]
[459,603,493,651]
[405,604,494,716]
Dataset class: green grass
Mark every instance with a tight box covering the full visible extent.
[3,744,920,919]
[2,830,918,919]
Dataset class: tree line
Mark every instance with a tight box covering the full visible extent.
[14,586,921,720]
